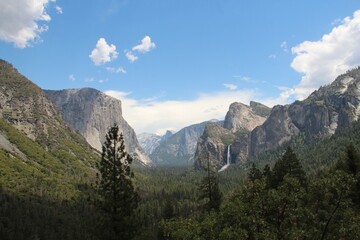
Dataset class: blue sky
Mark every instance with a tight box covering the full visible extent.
[1,0,360,134]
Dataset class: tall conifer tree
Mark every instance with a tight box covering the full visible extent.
[98,124,139,239]
[198,151,222,212]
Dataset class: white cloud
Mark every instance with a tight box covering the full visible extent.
[0,0,54,48]
[106,66,126,74]
[223,83,238,90]
[68,74,76,81]
[55,5,63,14]
[124,36,155,62]
[105,89,259,135]
[125,50,138,62]
[281,41,288,52]
[289,10,360,100]
[132,35,155,53]
[89,38,118,66]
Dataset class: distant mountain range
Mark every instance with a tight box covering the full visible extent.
[148,121,216,166]
[137,130,174,156]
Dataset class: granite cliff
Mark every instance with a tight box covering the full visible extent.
[45,88,151,165]
[250,68,360,157]
[194,102,269,169]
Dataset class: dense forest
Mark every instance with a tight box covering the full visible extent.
[1,121,360,239]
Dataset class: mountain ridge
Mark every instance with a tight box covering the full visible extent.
[194,67,360,170]
[0,59,99,198]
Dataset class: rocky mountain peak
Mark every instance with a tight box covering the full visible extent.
[223,102,270,133]
[161,130,174,141]
[250,101,272,117]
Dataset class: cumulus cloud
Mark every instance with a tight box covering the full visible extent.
[223,83,238,90]
[124,36,155,62]
[0,0,54,48]
[106,66,126,74]
[289,10,360,100]
[105,89,259,135]
[125,50,138,62]
[89,38,118,66]
[132,35,156,53]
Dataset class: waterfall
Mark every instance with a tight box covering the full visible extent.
[218,145,231,172]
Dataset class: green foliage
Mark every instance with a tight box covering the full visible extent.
[160,217,201,240]
[336,144,360,176]
[158,148,360,240]
[234,128,249,138]
[220,134,236,145]
[97,124,139,239]
[198,174,222,212]
[271,146,307,188]
[0,187,101,240]
[0,119,96,199]
[248,120,360,177]
[152,153,193,166]
[248,163,262,182]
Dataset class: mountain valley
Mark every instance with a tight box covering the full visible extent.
[1,59,360,239]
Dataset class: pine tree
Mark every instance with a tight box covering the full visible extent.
[336,144,360,176]
[335,144,360,207]
[198,151,222,212]
[248,163,262,182]
[272,146,306,188]
[97,124,139,239]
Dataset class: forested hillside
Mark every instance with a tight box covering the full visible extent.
[158,145,360,240]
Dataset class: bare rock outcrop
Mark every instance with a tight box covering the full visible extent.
[45,88,151,165]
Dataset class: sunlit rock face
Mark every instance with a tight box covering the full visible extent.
[194,102,270,170]
[45,88,151,165]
